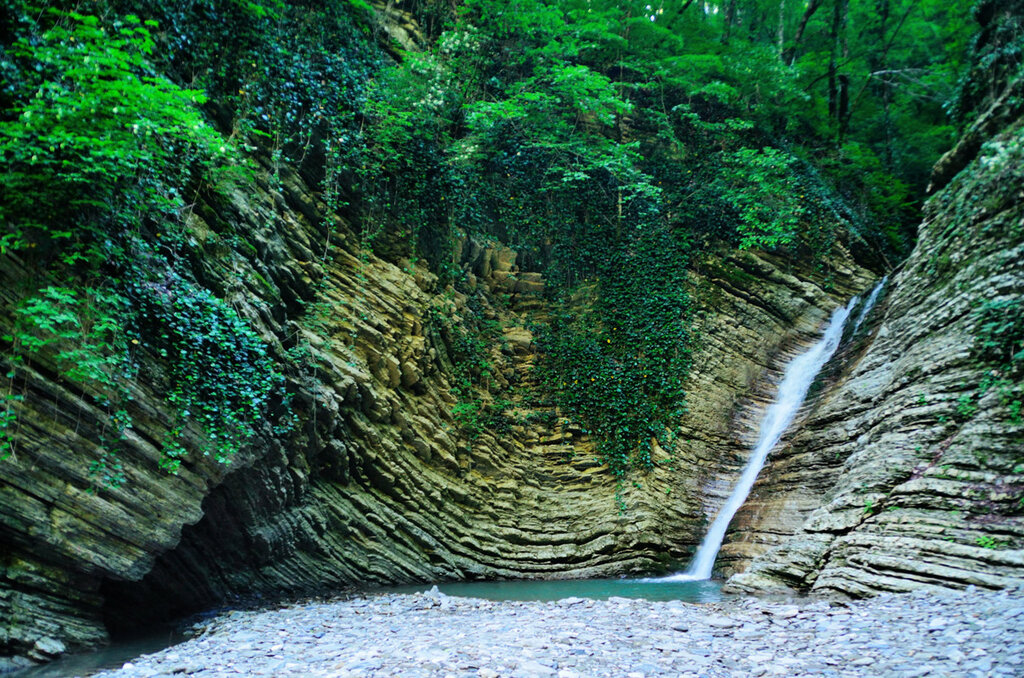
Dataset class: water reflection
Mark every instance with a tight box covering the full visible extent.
[7,627,183,678]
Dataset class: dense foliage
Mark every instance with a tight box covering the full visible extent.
[353,0,975,481]
[0,0,981,487]
[0,1,314,477]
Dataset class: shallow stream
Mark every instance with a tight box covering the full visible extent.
[6,628,184,678]
[379,576,724,603]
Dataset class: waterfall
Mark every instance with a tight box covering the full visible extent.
[653,293,862,582]
[851,276,887,334]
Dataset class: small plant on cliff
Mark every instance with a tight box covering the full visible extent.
[0,392,22,461]
[975,535,1009,550]
[971,297,1024,422]
[956,392,979,420]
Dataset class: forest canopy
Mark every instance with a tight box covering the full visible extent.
[0,0,981,484]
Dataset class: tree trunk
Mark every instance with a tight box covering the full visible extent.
[876,0,895,167]
[828,0,849,131]
[777,0,787,57]
[722,0,738,44]
[838,74,851,141]
[783,0,821,65]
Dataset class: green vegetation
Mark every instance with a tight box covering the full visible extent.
[976,534,1010,549]
[126,261,282,472]
[353,0,973,482]
[426,298,513,441]
[534,228,691,479]
[0,3,289,481]
[972,297,1024,421]
[0,0,980,489]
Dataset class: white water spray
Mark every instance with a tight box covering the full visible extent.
[653,294,862,582]
[851,276,887,334]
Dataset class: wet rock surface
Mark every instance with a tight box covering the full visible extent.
[91,585,1024,678]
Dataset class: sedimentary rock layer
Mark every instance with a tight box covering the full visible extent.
[726,118,1024,596]
[0,147,870,662]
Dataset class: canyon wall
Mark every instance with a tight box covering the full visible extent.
[725,86,1024,597]
[0,144,872,665]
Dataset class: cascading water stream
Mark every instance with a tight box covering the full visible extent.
[851,276,887,334]
[653,293,863,582]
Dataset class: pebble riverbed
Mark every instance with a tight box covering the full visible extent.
[91,585,1024,678]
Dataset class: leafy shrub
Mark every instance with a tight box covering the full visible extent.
[0,8,226,260]
[972,297,1024,421]
[715,147,806,250]
[10,286,132,386]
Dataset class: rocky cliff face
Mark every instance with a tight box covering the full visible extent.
[92,200,871,621]
[0,136,873,665]
[6,3,1024,665]
[725,107,1024,596]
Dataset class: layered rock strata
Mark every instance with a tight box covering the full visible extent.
[725,118,1024,597]
[0,146,871,663]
